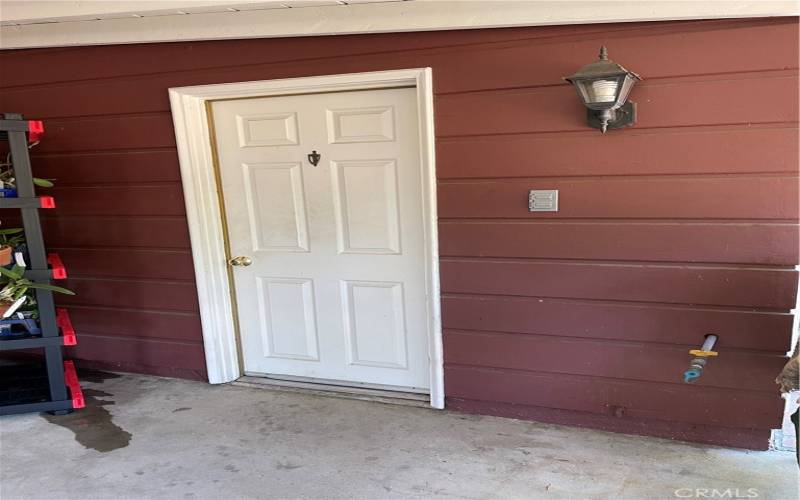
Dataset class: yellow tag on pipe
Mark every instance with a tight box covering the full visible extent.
[689,349,718,357]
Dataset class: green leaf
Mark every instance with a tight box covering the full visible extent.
[0,265,24,280]
[25,282,75,295]
[0,228,23,235]
[33,178,54,188]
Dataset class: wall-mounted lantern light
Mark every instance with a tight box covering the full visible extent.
[564,46,641,133]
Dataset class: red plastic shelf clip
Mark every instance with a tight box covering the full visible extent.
[47,253,67,279]
[57,308,77,346]
[63,360,85,409]
[27,120,44,143]
[39,196,56,208]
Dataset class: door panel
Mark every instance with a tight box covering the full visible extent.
[331,159,401,254]
[257,277,319,361]
[211,87,430,391]
[237,112,300,147]
[326,106,396,143]
[342,280,408,369]
[242,162,309,252]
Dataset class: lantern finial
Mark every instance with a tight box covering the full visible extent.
[599,46,608,61]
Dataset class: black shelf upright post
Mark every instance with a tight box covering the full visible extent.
[0,113,82,415]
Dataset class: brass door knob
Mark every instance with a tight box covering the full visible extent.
[228,256,253,267]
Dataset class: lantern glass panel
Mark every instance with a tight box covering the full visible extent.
[587,79,619,103]
[575,77,623,110]
[616,74,637,106]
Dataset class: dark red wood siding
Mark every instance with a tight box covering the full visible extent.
[0,17,797,448]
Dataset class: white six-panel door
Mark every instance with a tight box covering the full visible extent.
[211,87,430,391]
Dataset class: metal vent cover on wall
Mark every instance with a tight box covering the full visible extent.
[529,190,559,212]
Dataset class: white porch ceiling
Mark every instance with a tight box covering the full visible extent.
[0,1,797,49]
[0,1,403,26]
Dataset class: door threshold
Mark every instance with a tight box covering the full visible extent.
[231,376,432,408]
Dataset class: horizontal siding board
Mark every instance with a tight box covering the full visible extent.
[440,259,799,309]
[0,56,429,119]
[48,185,186,216]
[438,221,800,265]
[68,334,206,372]
[57,278,200,312]
[0,26,563,88]
[0,54,429,119]
[73,358,206,381]
[32,114,177,153]
[434,20,799,94]
[10,73,800,128]
[437,176,799,220]
[441,295,794,352]
[4,22,799,117]
[65,306,202,342]
[31,150,182,184]
[444,365,783,429]
[0,76,174,119]
[446,398,772,450]
[41,217,191,249]
[444,330,786,392]
[53,248,195,281]
[436,127,800,178]
[4,20,788,89]
[436,76,799,137]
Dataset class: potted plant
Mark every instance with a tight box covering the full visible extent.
[0,264,74,318]
[0,228,25,266]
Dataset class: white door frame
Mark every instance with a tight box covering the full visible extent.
[168,68,444,408]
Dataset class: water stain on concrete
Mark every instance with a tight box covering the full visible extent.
[42,388,132,453]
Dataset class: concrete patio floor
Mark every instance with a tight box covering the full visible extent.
[0,372,797,500]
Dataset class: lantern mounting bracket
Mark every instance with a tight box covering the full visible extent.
[586,101,637,132]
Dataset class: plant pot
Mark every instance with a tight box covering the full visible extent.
[0,245,12,266]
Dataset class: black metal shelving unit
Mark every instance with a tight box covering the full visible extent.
[0,113,83,415]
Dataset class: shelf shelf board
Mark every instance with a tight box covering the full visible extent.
[0,398,74,415]
[0,197,53,209]
[0,334,65,351]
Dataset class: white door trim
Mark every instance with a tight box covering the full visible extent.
[168,68,444,409]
